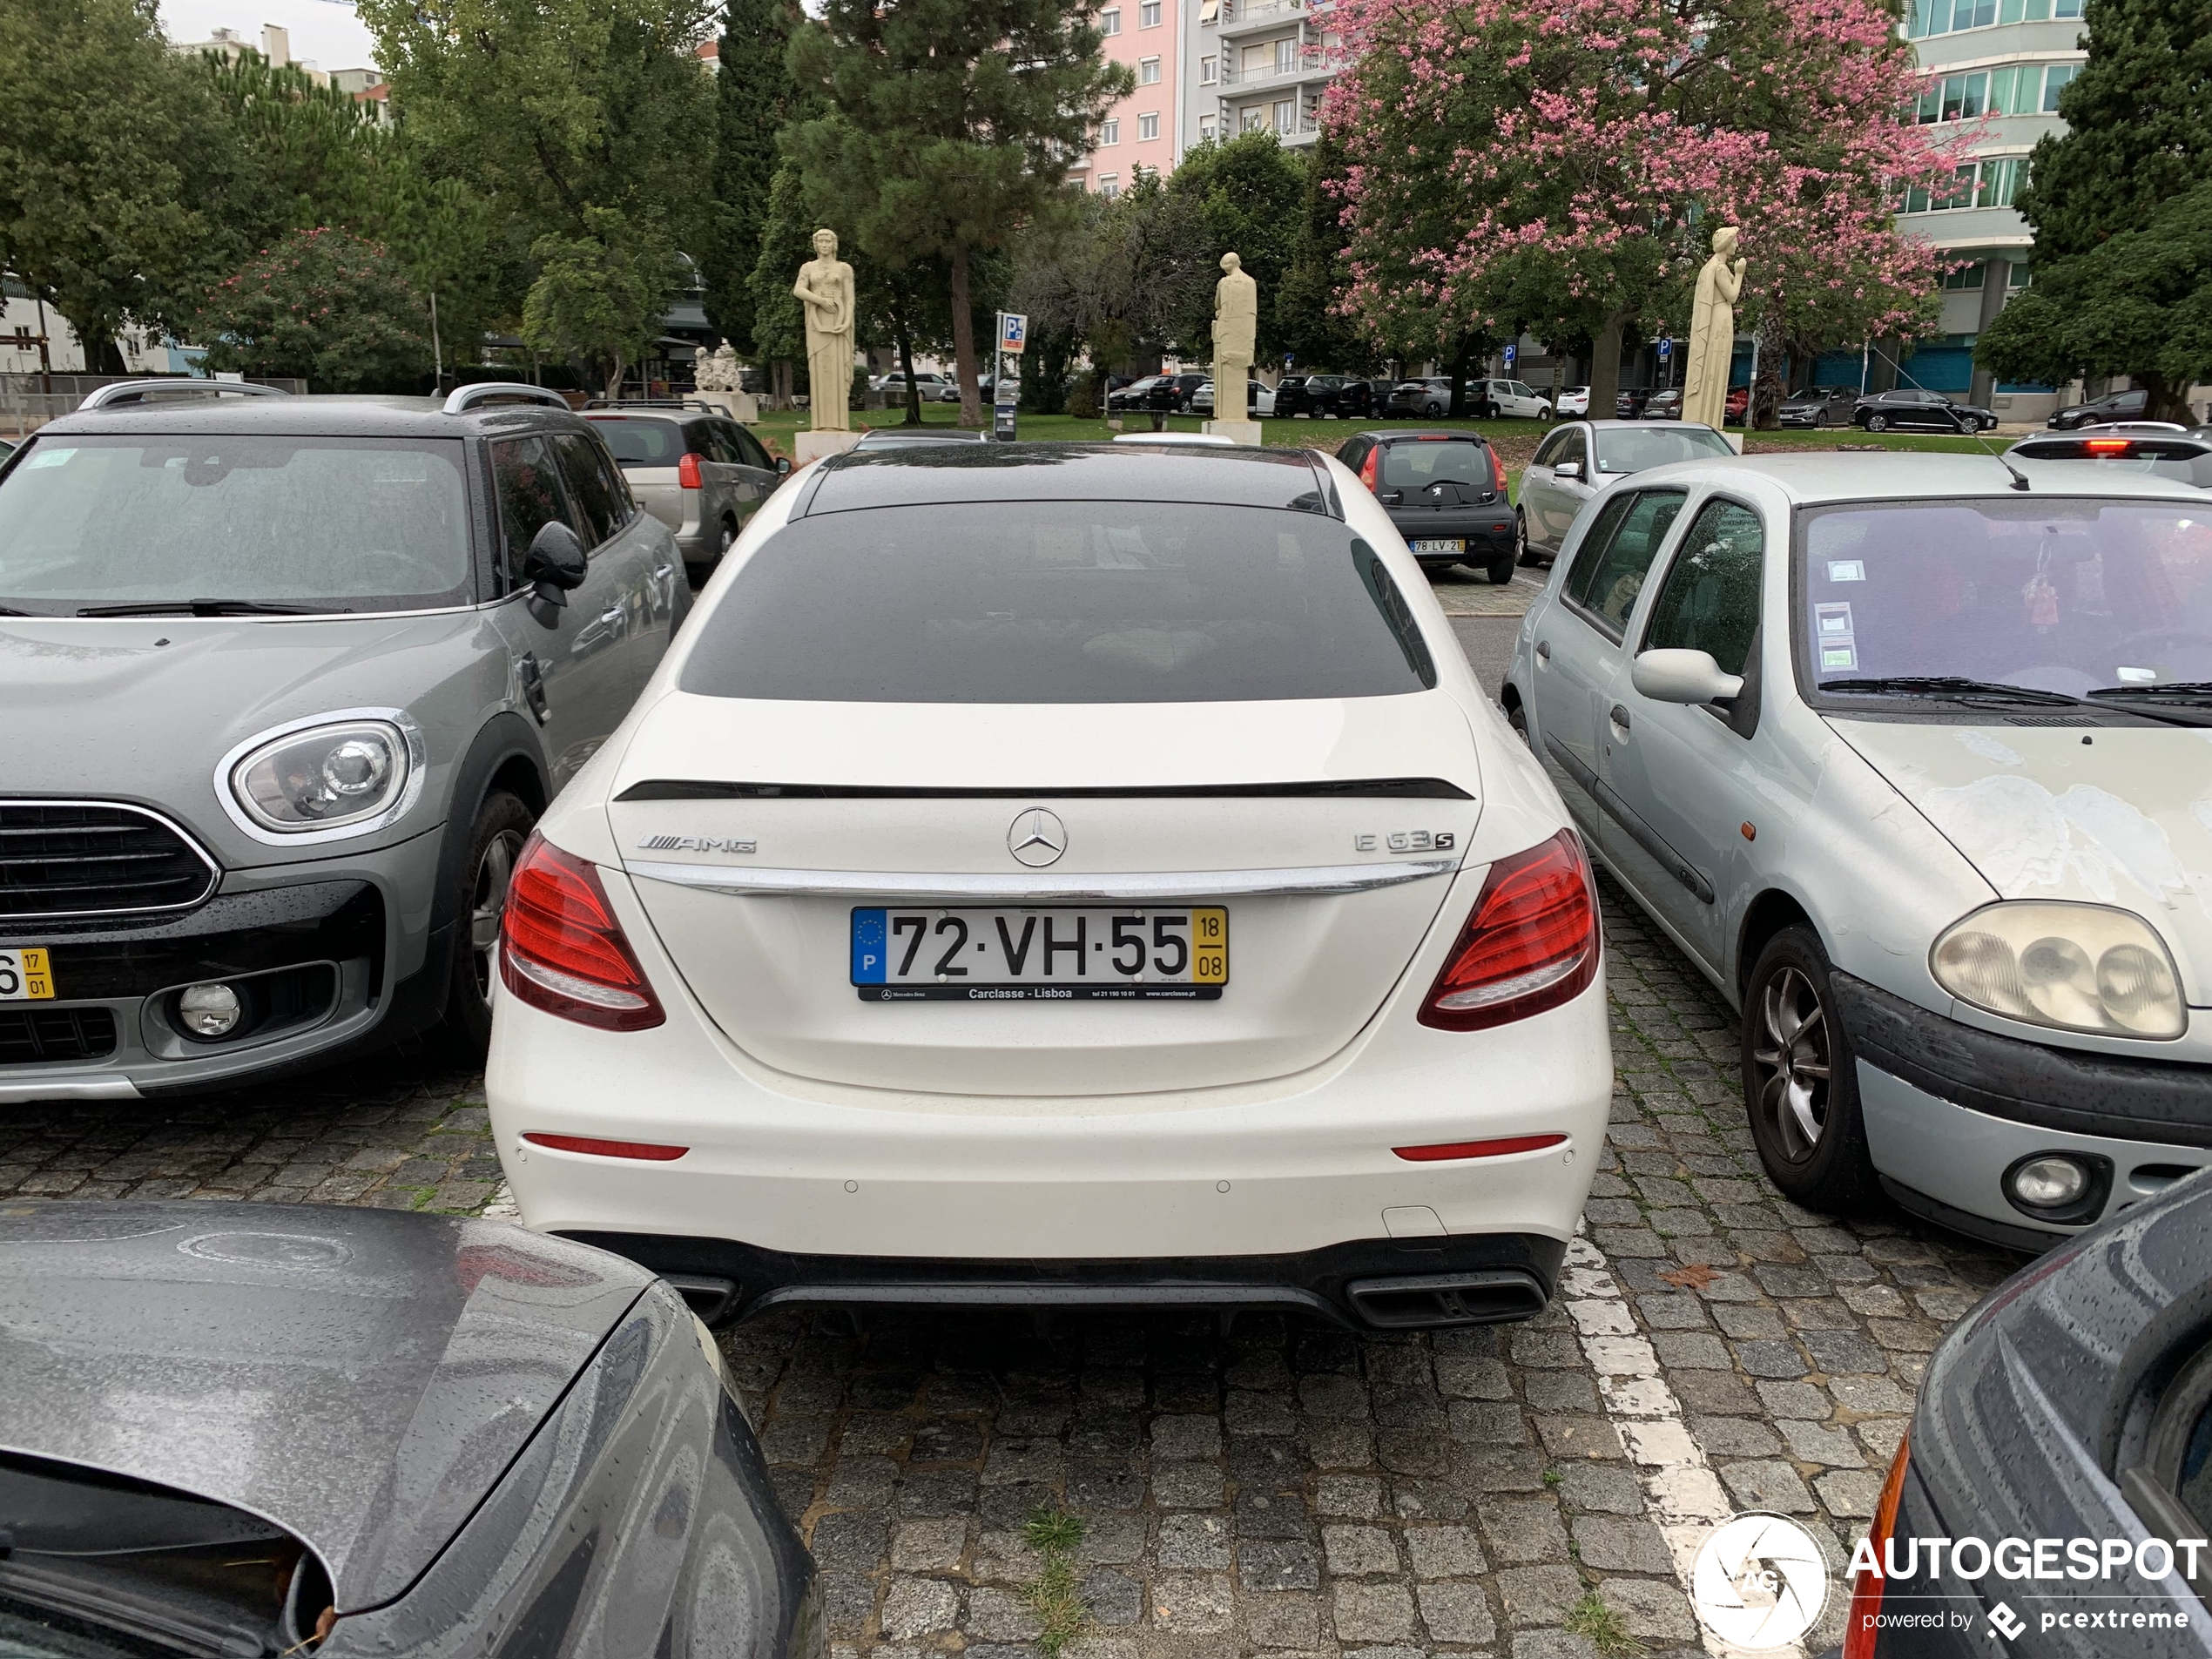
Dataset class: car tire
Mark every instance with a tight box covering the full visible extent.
[1506,699,1530,746]
[442,788,536,1051]
[1741,926,1882,1214]
[1487,550,1516,585]
[1865,414,1888,433]
[1514,509,1541,567]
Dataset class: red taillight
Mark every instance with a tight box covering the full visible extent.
[499,833,665,1030]
[1419,830,1599,1030]
[1490,444,1509,496]
[523,1132,688,1161]
[1394,1133,1568,1161]
[2083,438,2133,455]
[1359,448,1379,490]
[678,451,705,489]
[1843,1433,1912,1659]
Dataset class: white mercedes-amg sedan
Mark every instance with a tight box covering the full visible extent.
[487,442,1612,1331]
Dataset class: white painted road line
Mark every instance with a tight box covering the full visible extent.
[1560,1227,1808,1659]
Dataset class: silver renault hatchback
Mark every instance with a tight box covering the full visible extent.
[0,381,685,1102]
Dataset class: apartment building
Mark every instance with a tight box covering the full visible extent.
[1179,0,1338,159]
[1072,0,1180,198]
[1889,0,2088,416]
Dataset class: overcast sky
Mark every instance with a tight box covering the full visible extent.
[163,0,380,73]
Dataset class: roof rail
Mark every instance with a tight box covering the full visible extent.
[442,383,571,415]
[77,379,290,411]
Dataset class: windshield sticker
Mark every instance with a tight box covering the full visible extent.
[1814,602,1858,672]
[1825,559,1865,583]
[2024,571,2060,630]
[1821,645,1858,670]
[22,448,74,469]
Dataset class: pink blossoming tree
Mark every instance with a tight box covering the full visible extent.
[1322,0,1978,421]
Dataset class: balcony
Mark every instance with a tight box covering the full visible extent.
[1217,0,1332,37]
[1218,49,1332,90]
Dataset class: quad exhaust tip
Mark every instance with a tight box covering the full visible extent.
[1345,1269,1549,1328]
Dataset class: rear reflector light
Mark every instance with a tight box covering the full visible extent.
[1491,445,1509,495]
[678,451,705,489]
[1419,829,1599,1030]
[1359,448,1379,490]
[523,1132,688,1161]
[1394,1133,1568,1162]
[499,833,665,1030]
[1843,1432,1912,1659]
[2083,438,2134,455]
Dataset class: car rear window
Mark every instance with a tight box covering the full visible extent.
[1594,428,1737,474]
[679,501,1438,703]
[1379,441,1488,489]
[584,415,685,466]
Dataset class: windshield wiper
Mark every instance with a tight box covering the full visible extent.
[2087,681,2212,703]
[75,598,327,617]
[1818,675,2087,706]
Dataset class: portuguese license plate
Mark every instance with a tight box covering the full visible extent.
[0,948,54,1001]
[1410,538,1466,555]
[853,907,1227,1001]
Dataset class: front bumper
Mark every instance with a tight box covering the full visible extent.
[0,830,448,1099]
[1836,973,2212,1247]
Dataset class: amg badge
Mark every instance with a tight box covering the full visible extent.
[637,834,757,854]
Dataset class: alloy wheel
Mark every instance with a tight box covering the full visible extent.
[469,827,528,1001]
[1750,966,1832,1163]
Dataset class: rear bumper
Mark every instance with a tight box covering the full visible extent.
[1386,511,1516,560]
[566,1230,1567,1329]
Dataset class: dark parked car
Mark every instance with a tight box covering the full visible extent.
[1337,428,1515,581]
[1641,387,1683,420]
[1105,375,1160,412]
[1844,1172,2212,1655]
[0,1202,820,1657]
[2009,427,2212,488]
[1614,387,1655,418]
[1853,387,1996,433]
[1274,374,1365,418]
[1777,384,1861,428]
[2048,386,2150,429]
[1144,372,1211,413]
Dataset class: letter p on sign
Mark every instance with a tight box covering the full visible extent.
[999,313,1028,354]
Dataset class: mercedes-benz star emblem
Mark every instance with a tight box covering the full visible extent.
[1008,808,1067,867]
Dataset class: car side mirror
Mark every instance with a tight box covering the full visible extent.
[775,455,792,476]
[1554,461,1583,481]
[522,520,588,610]
[1633,648,1743,706]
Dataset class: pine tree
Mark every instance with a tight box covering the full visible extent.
[745,163,811,407]
[2012,0,2212,262]
[784,0,1130,426]
[702,0,796,356]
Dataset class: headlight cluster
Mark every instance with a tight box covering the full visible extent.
[231,719,413,833]
[1932,901,2185,1040]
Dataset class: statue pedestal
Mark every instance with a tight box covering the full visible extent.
[692,390,759,424]
[1203,419,1263,446]
[794,429,861,465]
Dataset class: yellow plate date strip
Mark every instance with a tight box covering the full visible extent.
[1190,907,1228,985]
[3,948,55,1001]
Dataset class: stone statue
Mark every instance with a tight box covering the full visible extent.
[1682,226,1745,430]
[1210,251,1258,420]
[792,229,855,432]
[696,339,741,394]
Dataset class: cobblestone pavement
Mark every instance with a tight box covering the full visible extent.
[0,881,2030,1658]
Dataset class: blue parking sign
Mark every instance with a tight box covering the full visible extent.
[998,313,1028,354]
[1502,344,1516,366]
[1658,335,1673,360]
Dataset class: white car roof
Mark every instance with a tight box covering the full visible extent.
[1620,449,2211,506]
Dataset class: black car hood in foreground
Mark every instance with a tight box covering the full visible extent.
[0,1201,653,1613]
[1896,1175,2212,1653]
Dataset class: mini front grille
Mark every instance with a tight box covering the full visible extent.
[0,801,219,921]
[0,1005,118,1064]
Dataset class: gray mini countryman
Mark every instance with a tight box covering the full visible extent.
[0,381,685,1100]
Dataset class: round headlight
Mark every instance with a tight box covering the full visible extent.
[1932,901,2185,1040]
[2010,1154,2090,1210]
[231,719,412,833]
